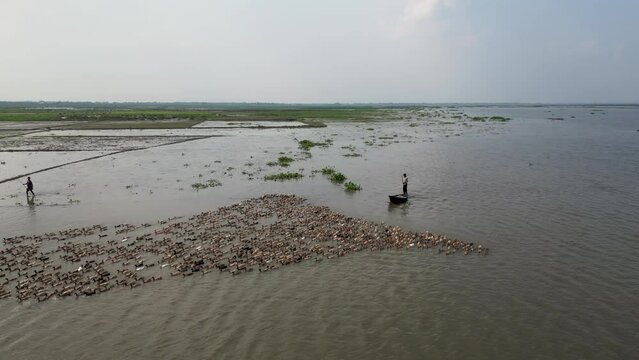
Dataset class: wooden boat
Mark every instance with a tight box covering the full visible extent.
[389,194,408,204]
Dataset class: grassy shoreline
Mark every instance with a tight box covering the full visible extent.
[0,104,427,131]
[0,104,514,130]
[0,107,395,122]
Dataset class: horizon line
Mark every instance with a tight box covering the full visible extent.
[1,100,639,107]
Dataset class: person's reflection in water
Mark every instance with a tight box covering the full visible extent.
[388,201,409,215]
[27,195,36,214]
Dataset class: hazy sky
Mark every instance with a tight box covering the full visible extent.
[1,0,638,103]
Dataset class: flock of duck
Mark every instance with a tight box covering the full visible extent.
[0,194,488,303]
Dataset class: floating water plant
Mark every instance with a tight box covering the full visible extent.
[330,172,347,183]
[264,172,304,181]
[298,140,317,150]
[277,156,294,167]
[472,116,510,122]
[267,156,295,167]
[344,181,362,191]
[191,179,222,190]
[321,167,335,175]
[298,139,330,151]
[489,116,510,122]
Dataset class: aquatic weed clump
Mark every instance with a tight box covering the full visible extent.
[298,139,331,151]
[277,156,294,167]
[330,172,347,183]
[344,181,362,191]
[489,116,510,122]
[264,172,304,181]
[321,167,336,175]
[298,139,318,151]
[471,116,510,122]
[267,156,294,167]
[191,179,222,190]
[317,167,360,191]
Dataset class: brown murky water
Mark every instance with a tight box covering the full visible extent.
[0,106,638,359]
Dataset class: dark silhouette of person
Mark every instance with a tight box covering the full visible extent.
[402,173,408,195]
[25,177,35,197]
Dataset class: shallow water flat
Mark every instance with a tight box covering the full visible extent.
[0,121,81,130]
[0,151,110,183]
[0,105,638,359]
[0,135,206,152]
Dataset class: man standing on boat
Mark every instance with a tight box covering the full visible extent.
[402,173,408,196]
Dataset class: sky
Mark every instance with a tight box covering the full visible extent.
[1,0,638,103]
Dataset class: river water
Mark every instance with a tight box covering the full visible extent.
[0,105,637,359]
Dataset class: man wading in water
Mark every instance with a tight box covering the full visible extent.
[24,177,35,197]
[402,173,408,196]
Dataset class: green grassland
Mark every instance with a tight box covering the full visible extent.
[0,103,512,130]
[0,106,407,126]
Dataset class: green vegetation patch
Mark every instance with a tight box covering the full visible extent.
[329,172,347,183]
[191,179,222,190]
[317,167,345,182]
[298,139,331,151]
[264,172,304,181]
[489,116,511,122]
[344,181,362,191]
[316,166,360,191]
[277,156,294,167]
[267,156,296,167]
[471,116,510,122]
[0,104,425,128]
[321,167,336,175]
